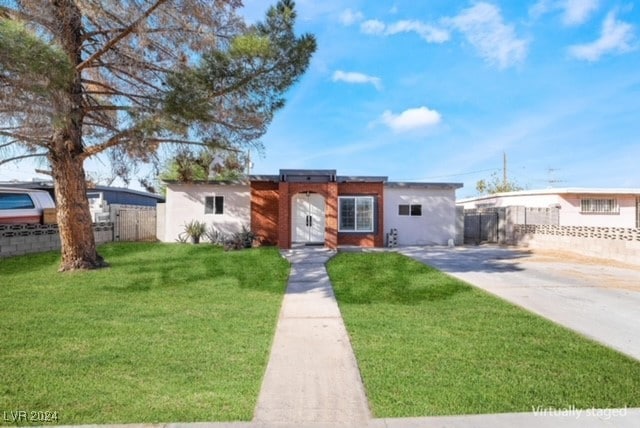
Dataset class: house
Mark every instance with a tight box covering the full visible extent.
[158,169,462,248]
[458,188,640,228]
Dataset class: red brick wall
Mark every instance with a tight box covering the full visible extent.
[250,179,384,249]
[277,182,339,249]
[337,182,385,247]
[250,181,279,245]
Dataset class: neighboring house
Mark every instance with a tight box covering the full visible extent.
[159,169,462,248]
[458,188,640,228]
[1,181,165,221]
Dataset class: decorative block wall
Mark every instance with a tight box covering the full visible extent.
[514,224,640,265]
[0,223,114,258]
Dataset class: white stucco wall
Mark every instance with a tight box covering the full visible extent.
[557,194,638,227]
[459,192,639,228]
[384,187,457,245]
[163,183,250,242]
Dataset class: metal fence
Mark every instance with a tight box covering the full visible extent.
[464,211,499,244]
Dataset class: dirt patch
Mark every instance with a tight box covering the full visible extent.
[516,248,640,291]
[522,248,640,271]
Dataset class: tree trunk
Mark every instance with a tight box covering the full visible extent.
[50,144,107,271]
[47,1,106,271]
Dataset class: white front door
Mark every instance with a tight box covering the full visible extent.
[293,193,325,244]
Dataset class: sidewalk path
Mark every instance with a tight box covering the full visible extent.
[252,247,371,426]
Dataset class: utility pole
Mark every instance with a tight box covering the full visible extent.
[503,152,507,187]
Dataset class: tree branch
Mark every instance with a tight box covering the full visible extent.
[0,152,47,167]
[76,0,169,72]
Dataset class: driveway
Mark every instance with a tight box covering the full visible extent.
[399,245,640,361]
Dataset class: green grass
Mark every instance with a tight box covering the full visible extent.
[0,243,289,425]
[327,252,640,417]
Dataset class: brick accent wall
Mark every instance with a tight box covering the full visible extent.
[249,179,385,249]
[277,182,339,249]
[338,182,385,247]
[250,181,279,245]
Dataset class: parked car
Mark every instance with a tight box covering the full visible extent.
[0,187,56,224]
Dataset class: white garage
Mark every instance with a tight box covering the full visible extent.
[384,183,462,246]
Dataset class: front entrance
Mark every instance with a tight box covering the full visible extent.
[292,193,325,244]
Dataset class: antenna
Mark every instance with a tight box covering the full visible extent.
[546,168,565,188]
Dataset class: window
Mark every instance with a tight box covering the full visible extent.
[339,196,374,232]
[580,198,618,214]
[205,196,224,214]
[398,204,422,216]
[0,193,35,210]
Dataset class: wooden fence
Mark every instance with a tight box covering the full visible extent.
[110,204,156,241]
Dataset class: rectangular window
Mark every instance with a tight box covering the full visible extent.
[580,198,618,214]
[339,196,374,232]
[0,193,35,210]
[205,196,224,215]
[636,197,640,228]
[399,204,422,216]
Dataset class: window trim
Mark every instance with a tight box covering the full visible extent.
[205,195,224,215]
[398,203,422,216]
[338,196,374,233]
[580,198,619,215]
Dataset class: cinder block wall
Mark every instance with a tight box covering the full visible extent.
[514,225,640,265]
[0,223,113,258]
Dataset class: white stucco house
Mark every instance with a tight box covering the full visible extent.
[157,169,463,248]
[458,188,640,228]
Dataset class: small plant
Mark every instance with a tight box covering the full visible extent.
[183,219,207,244]
[205,225,227,246]
[224,226,257,251]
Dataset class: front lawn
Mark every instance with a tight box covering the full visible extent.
[0,243,289,425]
[327,252,640,417]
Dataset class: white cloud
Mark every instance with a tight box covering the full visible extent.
[332,70,383,90]
[339,8,363,26]
[446,2,528,69]
[360,19,386,34]
[529,0,554,19]
[386,20,450,43]
[569,11,636,61]
[530,0,599,25]
[563,0,600,25]
[380,107,442,133]
[360,19,449,43]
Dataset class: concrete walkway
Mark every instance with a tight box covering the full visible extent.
[253,247,371,426]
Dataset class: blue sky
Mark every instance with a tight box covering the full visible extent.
[1,0,638,198]
[242,0,640,197]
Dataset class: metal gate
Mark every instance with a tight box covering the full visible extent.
[114,208,156,241]
[464,211,499,244]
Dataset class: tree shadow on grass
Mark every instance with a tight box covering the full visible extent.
[99,244,287,295]
[329,252,474,305]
